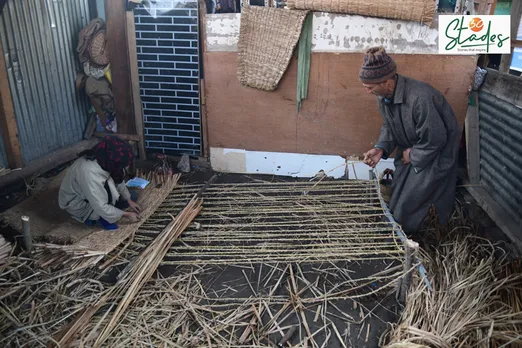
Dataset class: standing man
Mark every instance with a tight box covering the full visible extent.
[360,47,460,234]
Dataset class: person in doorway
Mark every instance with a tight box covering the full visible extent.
[360,47,460,234]
[59,136,141,230]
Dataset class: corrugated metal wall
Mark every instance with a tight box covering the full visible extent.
[478,90,522,226]
[0,0,91,164]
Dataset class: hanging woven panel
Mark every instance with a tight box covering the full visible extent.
[287,0,436,26]
[237,6,309,91]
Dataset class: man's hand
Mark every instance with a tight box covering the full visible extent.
[363,148,384,168]
[128,200,142,214]
[402,148,412,164]
[123,211,140,223]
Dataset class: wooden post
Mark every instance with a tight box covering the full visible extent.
[465,91,480,185]
[398,239,419,304]
[489,0,498,14]
[21,215,32,251]
[477,0,489,15]
[199,0,209,158]
[105,0,136,135]
[126,10,146,160]
[499,0,521,73]
[0,39,23,169]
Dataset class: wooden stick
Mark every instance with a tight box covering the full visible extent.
[398,239,419,304]
[21,216,32,251]
[277,325,297,347]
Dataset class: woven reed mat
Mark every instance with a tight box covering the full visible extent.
[237,6,308,91]
[34,174,181,269]
[287,0,436,26]
[0,171,95,244]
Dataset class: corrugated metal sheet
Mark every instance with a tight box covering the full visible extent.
[0,132,8,168]
[478,90,522,226]
[0,0,91,164]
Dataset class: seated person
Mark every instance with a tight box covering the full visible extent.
[59,136,141,230]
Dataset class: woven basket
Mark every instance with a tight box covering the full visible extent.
[89,31,110,68]
[379,169,394,204]
[237,6,309,91]
[287,0,435,26]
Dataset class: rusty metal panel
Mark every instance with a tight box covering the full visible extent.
[0,0,91,163]
[478,90,522,226]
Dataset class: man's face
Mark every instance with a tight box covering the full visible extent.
[362,81,388,97]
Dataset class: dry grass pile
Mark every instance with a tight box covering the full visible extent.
[0,196,202,348]
[382,206,522,347]
[0,254,104,347]
[1,179,406,347]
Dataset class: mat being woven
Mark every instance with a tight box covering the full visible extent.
[124,180,404,265]
[287,0,436,25]
[237,6,308,91]
[111,180,405,346]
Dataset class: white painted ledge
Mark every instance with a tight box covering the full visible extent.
[205,12,439,54]
[210,147,395,180]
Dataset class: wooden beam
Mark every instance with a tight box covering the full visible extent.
[105,0,136,135]
[0,38,23,169]
[83,113,96,140]
[465,92,480,185]
[199,0,209,158]
[126,10,146,160]
[94,132,140,141]
[200,79,209,158]
[0,139,99,188]
[87,0,98,20]
[499,0,521,73]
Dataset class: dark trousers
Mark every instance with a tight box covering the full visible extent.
[115,190,139,209]
[104,181,139,210]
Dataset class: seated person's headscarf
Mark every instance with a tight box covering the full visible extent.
[81,136,133,184]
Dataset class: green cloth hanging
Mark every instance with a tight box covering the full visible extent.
[296,13,313,112]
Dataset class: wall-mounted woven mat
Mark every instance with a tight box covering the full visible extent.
[237,6,308,91]
[287,0,436,26]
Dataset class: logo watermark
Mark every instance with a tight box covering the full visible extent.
[439,15,511,54]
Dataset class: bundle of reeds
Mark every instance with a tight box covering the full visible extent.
[55,195,203,347]
[382,232,522,347]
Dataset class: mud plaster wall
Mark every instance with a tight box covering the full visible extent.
[205,13,439,53]
[204,13,476,157]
